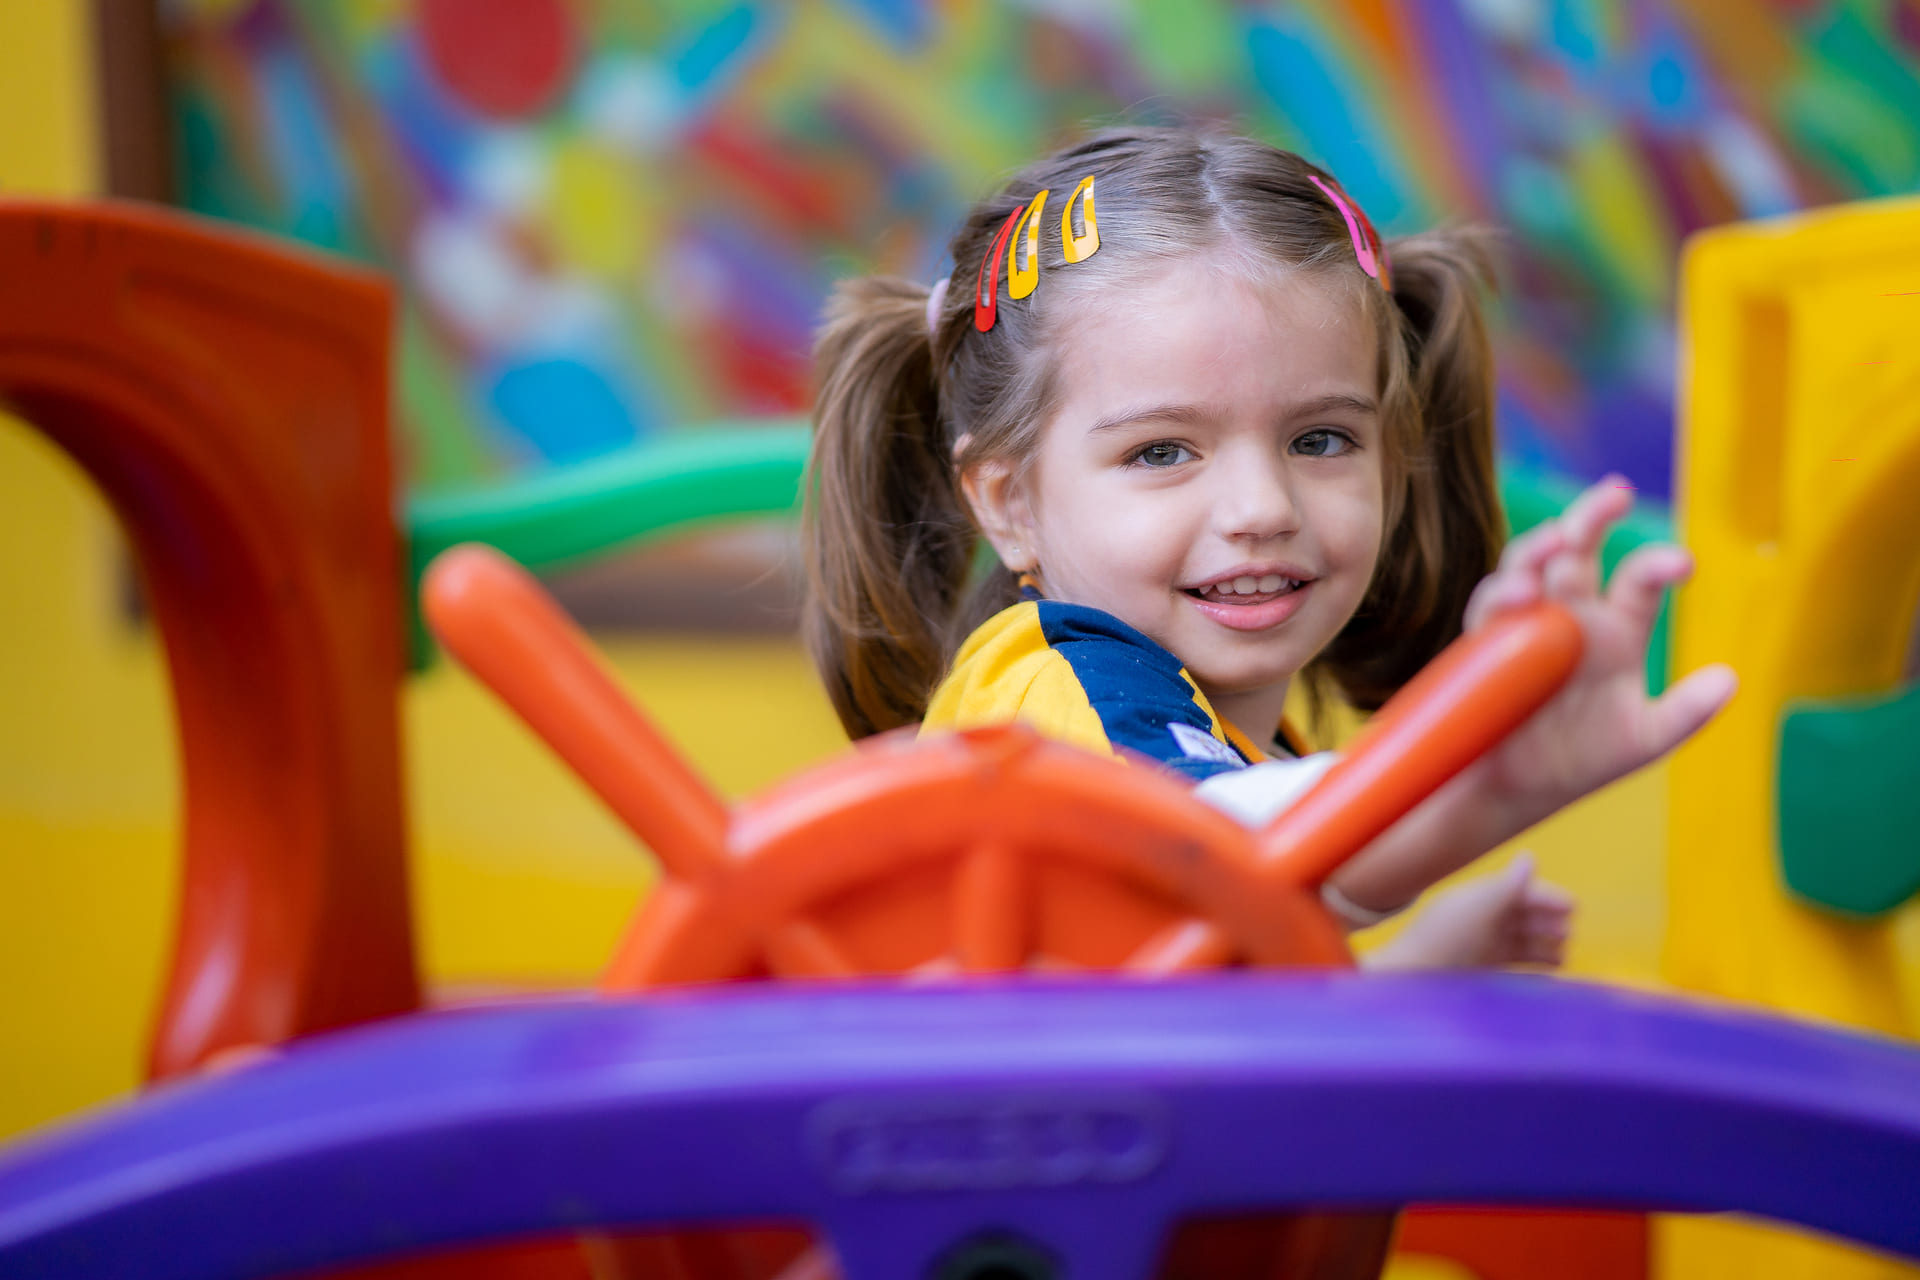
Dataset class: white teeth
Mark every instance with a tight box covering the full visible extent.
[1199,575,1302,599]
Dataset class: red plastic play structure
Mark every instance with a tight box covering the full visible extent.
[0,201,417,1078]
[1,200,1649,1278]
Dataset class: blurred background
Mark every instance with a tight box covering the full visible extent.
[139,0,1920,628]
[5,0,1920,1189]
[148,0,1920,501]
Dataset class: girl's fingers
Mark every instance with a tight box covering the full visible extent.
[1465,526,1565,630]
[1520,884,1573,944]
[1522,877,1576,914]
[1520,936,1568,968]
[1640,663,1739,759]
[1528,933,1569,968]
[1565,476,1634,554]
[1464,571,1537,631]
[1501,521,1569,575]
[1523,906,1572,938]
[1509,913,1567,966]
[1481,855,1572,968]
[1541,478,1634,603]
[1604,544,1693,632]
[1543,542,1600,601]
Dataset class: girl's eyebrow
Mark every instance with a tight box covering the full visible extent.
[1287,391,1379,419]
[1087,392,1378,436]
[1085,402,1216,435]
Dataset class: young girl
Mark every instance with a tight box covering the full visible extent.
[801,127,1736,967]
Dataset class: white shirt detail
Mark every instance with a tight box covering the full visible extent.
[1194,752,1341,827]
[1168,721,1243,766]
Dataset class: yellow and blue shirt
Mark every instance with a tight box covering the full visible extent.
[922,590,1307,782]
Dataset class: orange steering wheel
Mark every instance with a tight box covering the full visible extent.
[423,543,1580,987]
[421,543,1583,1279]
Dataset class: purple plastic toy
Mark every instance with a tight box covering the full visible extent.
[2,973,1918,1280]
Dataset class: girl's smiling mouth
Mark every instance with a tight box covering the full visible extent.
[1182,569,1315,631]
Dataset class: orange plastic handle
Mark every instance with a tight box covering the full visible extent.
[422,543,729,883]
[1259,601,1584,886]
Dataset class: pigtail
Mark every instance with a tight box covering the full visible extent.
[802,276,975,738]
[1316,225,1507,712]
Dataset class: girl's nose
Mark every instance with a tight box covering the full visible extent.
[1213,455,1300,541]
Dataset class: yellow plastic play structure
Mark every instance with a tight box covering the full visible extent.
[1662,195,1920,1279]
[2,5,1917,1278]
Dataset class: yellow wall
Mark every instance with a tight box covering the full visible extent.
[0,0,154,1135]
[0,2,98,199]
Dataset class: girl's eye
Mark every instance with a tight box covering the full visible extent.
[1293,429,1355,458]
[1132,442,1194,468]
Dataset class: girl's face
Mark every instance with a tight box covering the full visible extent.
[970,262,1385,729]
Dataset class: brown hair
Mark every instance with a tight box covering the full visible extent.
[803,126,1505,739]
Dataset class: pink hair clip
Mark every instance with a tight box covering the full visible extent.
[1309,174,1391,291]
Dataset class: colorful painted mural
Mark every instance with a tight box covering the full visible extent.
[162,0,1920,499]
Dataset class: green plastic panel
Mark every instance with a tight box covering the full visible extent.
[1778,680,1920,917]
[407,420,811,579]
[402,420,810,664]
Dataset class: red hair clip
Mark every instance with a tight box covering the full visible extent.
[1309,174,1391,291]
[974,201,1027,332]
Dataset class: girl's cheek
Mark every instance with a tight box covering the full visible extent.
[1100,502,1161,550]
[1325,485,1386,555]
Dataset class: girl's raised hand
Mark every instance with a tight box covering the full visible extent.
[1460,476,1737,824]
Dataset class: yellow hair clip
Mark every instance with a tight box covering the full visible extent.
[1007,188,1050,301]
[1060,175,1098,263]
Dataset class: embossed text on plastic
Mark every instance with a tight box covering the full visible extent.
[808,1090,1168,1194]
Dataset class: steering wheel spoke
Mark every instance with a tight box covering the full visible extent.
[1125,918,1234,974]
[953,839,1031,973]
[762,917,859,979]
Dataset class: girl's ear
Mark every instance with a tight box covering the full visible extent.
[960,458,1038,573]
